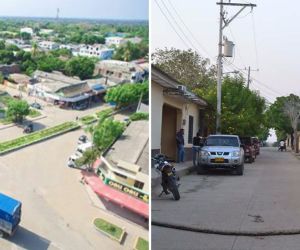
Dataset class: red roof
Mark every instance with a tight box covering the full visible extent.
[83,171,149,218]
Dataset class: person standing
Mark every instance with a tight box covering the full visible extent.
[192,132,201,166]
[176,129,185,163]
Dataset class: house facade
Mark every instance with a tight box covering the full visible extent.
[152,65,208,161]
[79,44,114,60]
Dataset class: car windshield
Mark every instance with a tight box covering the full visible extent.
[206,136,239,147]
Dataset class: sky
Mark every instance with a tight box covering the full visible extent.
[151,0,300,104]
[0,0,148,20]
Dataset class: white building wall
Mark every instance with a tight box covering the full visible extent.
[151,81,201,150]
[151,82,164,150]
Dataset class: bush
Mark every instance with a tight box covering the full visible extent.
[28,109,41,118]
[93,218,123,240]
[135,237,149,250]
[130,112,148,121]
[79,115,97,125]
[0,121,79,154]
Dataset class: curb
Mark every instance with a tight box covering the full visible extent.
[151,163,195,188]
[93,218,126,244]
[0,115,47,131]
[152,220,300,237]
[0,124,80,156]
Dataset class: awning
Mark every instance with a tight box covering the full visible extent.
[83,172,149,218]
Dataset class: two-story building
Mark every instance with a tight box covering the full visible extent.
[79,44,114,60]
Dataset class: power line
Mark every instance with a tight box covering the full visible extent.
[159,0,200,53]
[153,0,191,49]
[165,0,212,59]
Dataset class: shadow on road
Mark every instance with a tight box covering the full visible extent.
[99,198,149,230]
[9,226,51,250]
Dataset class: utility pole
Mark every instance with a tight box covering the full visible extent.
[215,1,256,134]
[246,66,259,89]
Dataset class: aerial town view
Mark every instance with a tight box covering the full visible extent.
[0,0,149,249]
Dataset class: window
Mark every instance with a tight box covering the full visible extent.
[188,115,194,144]
[114,172,127,179]
[134,180,144,190]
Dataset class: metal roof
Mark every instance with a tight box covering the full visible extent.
[0,193,21,214]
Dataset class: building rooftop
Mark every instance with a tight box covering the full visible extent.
[104,120,149,175]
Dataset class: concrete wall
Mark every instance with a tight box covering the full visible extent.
[151,80,201,160]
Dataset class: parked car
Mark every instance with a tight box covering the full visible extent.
[78,135,88,144]
[23,124,33,133]
[73,102,88,110]
[76,142,92,155]
[67,152,82,168]
[30,102,42,109]
[252,137,260,155]
[239,136,256,163]
[0,193,22,238]
[198,134,245,175]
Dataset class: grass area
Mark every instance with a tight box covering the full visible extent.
[96,108,114,120]
[93,218,123,240]
[130,112,149,121]
[79,115,97,125]
[135,237,149,250]
[0,93,13,106]
[0,117,13,125]
[28,109,42,118]
[0,121,79,153]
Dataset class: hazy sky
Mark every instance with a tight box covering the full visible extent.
[151,0,300,103]
[0,0,148,20]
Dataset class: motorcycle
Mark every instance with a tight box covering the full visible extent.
[152,154,180,201]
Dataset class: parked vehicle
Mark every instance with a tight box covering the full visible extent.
[252,137,260,155]
[23,124,33,133]
[73,102,88,110]
[0,193,22,238]
[30,102,42,110]
[67,152,82,168]
[76,142,92,154]
[152,154,180,201]
[239,136,256,163]
[198,134,245,175]
[78,135,88,144]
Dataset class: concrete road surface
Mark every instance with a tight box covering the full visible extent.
[0,130,148,250]
[152,147,300,250]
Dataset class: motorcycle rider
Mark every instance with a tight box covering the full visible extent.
[279,140,285,151]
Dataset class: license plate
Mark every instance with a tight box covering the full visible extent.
[215,158,224,163]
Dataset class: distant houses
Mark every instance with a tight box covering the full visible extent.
[78,44,114,60]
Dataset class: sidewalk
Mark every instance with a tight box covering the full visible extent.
[151,160,195,189]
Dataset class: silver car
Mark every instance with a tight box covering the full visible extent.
[197,135,244,175]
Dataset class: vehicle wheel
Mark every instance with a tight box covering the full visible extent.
[197,164,207,175]
[236,163,244,176]
[252,156,255,162]
[0,230,7,238]
[170,184,180,201]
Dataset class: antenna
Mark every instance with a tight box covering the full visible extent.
[56,8,60,20]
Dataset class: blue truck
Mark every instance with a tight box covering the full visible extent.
[0,193,21,237]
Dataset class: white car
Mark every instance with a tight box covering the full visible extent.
[67,152,82,168]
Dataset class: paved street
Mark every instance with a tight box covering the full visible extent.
[152,147,300,250]
[0,86,111,141]
[0,129,148,250]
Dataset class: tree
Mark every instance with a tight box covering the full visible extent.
[64,56,95,80]
[92,118,125,152]
[20,32,31,40]
[75,148,99,170]
[195,75,266,136]
[105,82,149,108]
[113,42,141,62]
[0,50,15,64]
[265,96,295,145]
[152,48,217,90]
[0,40,5,50]
[283,95,300,153]
[36,55,65,72]
[6,99,30,123]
